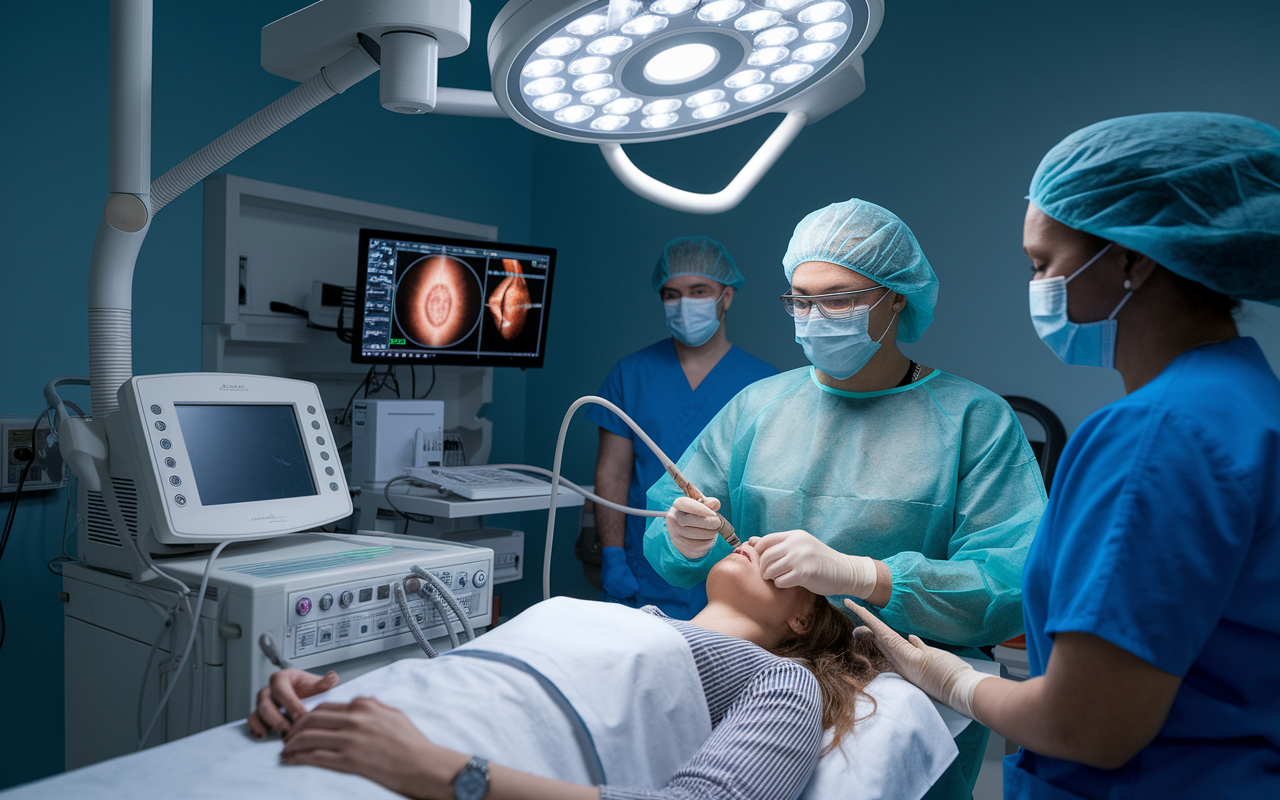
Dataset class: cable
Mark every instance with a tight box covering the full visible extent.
[413,566,476,643]
[46,486,75,575]
[485,464,666,520]
[394,582,438,658]
[137,540,230,751]
[336,366,376,428]
[383,476,436,526]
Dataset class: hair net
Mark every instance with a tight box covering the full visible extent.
[782,199,939,344]
[1030,112,1280,305]
[651,236,745,292]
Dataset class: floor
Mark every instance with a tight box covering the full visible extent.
[972,730,1012,800]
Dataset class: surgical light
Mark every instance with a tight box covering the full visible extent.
[756,26,799,46]
[697,0,746,24]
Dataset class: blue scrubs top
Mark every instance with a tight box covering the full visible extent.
[587,339,777,618]
[1006,338,1280,799]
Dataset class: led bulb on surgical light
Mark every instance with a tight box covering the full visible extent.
[755,26,799,47]
[555,105,595,123]
[799,1,847,23]
[697,0,745,23]
[724,69,764,89]
[651,0,699,15]
[735,84,774,103]
[523,77,565,96]
[641,112,680,129]
[569,56,611,75]
[591,114,631,131]
[536,37,581,57]
[805,21,847,40]
[521,58,563,78]
[792,43,837,62]
[764,0,814,10]
[588,36,633,56]
[603,97,644,115]
[643,43,719,84]
[621,14,669,35]
[566,13,608,36]
[532,93,572,111]
[573,73,613,92]
[748,46,790,66]
[582,88,621,105]
[771,63,814,83]
[735,10,782,31]
[685,89,725,108]
[692,101,731,119]
[643,98,682,115]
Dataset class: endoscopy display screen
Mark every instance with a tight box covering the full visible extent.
[173,404,317,505]
[352,229,556,368]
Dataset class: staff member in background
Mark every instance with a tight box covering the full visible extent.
[647,199,1048,800]
[589,237,777,619]
[850,112,1280,800]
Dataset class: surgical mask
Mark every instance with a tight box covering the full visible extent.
[794,290,896,380]
[664,291,724,347]
[1029,243,1133,369]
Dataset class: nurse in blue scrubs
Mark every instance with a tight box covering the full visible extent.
[850,112,1280,799]
[589,237,776,618]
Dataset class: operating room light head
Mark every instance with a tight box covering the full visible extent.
[507,0,862,141]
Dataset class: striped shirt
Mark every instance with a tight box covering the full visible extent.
[600,607,823,800]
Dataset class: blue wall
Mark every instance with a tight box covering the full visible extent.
[4,0,1280,789]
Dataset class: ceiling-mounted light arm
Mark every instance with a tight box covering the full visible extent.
[599,109,806,214]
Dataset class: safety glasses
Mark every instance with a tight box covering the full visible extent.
[780,286,890,320]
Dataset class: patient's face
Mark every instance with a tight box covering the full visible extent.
[707,545,815,631]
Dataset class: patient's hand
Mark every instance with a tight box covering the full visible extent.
[247,668,340,739]
[281,697,465,800]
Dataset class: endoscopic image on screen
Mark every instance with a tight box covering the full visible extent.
[393,253,483,350]
[481,258,546,354]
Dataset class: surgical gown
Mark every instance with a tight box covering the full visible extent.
[1006,337,1280,799]
[588,339,777,618]
[643,366,1046,647]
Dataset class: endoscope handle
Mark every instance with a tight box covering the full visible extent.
[667,466,740,548]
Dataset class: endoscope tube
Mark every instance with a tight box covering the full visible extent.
[539,396,739,601]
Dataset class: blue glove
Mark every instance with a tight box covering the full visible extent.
[601,546,640,600]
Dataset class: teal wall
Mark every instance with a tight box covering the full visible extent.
[4,0,1280,789]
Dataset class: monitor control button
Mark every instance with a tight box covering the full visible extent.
[325,467,335,476]
[316,436,325,446]
[296,597,312,617]
[307,405,316,415]
[339,590,354,608]
[168,476,181,486]
[320,452,330,461]
[159,439,171,450]
[457,572,468,588]
[150,404,162,415]
[164,457,176,468]
[174,494,187,507]
[473,570,487,588]
[329,482,339,491]
[311,420,321,430]
[319,593,333,611]
[154,421,166,431]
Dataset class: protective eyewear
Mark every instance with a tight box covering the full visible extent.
[780,287,890,320]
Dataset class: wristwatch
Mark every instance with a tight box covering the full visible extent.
[453,756,490,800]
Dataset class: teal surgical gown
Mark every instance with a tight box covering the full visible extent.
[588,339,777,618]
[643,366,1046,647]
[1007,337,1280,799]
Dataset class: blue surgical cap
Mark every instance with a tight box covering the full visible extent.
[782,199,939,343]
[1030,112,1280,305]
[652,236,745,292]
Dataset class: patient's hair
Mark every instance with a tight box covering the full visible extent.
[771,597,892,755]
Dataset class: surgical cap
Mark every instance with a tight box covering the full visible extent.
[782,199,939,343]
[1030,112,1280,305]
[651,236,745,292]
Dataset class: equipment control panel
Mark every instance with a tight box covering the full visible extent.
[285,559,490,658]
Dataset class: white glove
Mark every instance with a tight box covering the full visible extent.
[665,495,724,559]
[845,600,995,721]
[751,530,878,598]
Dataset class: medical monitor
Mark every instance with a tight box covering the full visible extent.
[107,373,352,545]
[352,229,556,368]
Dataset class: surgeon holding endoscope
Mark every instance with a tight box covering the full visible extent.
[851,112,1280,799]
[645,198,1049,799]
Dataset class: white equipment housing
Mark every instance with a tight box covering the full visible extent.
[64,532,493,768]
[352,398,445,486]
[72,373,353,578]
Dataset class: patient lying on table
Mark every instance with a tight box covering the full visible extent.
[249,543,891,800]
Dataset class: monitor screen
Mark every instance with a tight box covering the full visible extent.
[352,229,556,368]
[173,404,317,506]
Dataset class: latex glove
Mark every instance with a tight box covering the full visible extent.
[845,600,995,721]
[247,668,340,738]
[665,495,724,560]
[601,546,640,599]
[751,530,878,598]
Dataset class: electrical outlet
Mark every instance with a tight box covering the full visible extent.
[1,414,67,493]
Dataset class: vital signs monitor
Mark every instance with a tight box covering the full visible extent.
[351,229,556,368]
